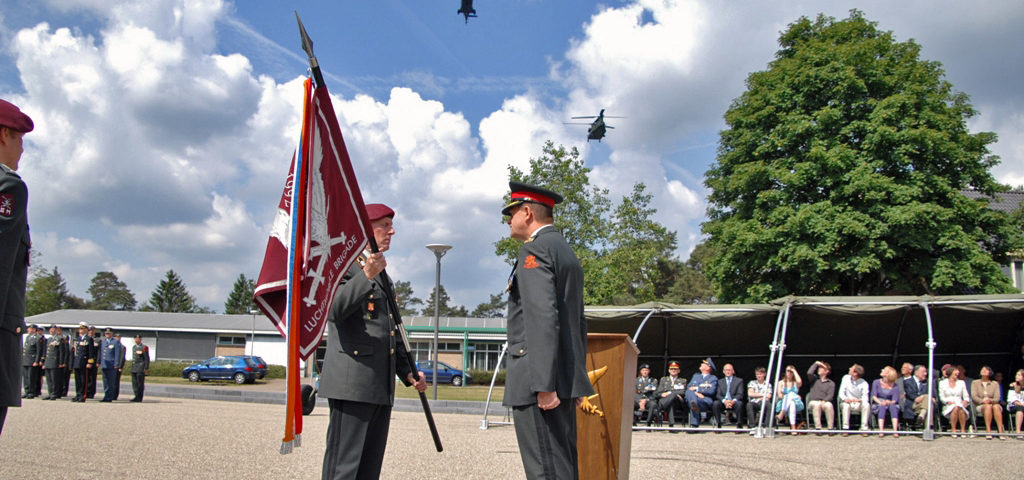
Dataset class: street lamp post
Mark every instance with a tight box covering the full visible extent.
[248,309,259,356]
[426,243,452,401]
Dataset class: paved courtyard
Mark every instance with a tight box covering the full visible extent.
[1,397,1020,479]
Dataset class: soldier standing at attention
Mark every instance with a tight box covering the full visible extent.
[501,182,593,480]
[71,323,96,402]
[320,203,428,480]
[99,328,119,402]
[113,333,126,400]
[21,324,44,399]
[42,324,67,400]
[0,98,33,436]
[130,334,150,402]
[86,325,100,398]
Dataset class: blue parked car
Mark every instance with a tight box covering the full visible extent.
[415,361,471,386]
[182,355,268,384]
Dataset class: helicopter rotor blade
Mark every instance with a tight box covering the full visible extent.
[563,122,593,125]
[570,116,598,119]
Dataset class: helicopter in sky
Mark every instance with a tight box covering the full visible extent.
[564,109,625,142]
[458,0,477,24]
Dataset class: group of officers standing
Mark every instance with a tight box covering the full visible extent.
[20,322,151,403]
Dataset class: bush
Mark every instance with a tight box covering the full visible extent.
[123,360,195,377]
[266,364,286,379]
[466,368,504,385]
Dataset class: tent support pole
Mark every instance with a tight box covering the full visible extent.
[631,309,657,344]
[921,302,937,441]
[480,342,510,430]
[766,302,792,438]
[756,306,787,438]
[891,307,909,366]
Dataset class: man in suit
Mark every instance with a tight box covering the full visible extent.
[320,203,427,480]
[902,364,936,428]
[501,182,593,480]
[0,99,33,436]
[684,358,718,428]
[712,363,745,428]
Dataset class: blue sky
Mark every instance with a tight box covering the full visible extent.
[2,0,1023,314]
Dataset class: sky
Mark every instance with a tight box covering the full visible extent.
[2,0,1023,314]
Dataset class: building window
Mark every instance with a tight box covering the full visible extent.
[469,342,505,371]
[409,341,460,362]
[217,336,246,346]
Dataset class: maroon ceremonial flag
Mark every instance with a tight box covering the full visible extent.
[254,82,370,360]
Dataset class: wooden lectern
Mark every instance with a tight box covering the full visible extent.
[576,333,639,480]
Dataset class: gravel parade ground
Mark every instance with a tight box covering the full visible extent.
[1,396,1020,479]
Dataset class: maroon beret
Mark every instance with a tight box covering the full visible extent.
[366,203,394,221]
[0,99,33,133]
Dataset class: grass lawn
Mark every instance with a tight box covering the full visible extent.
[395,384,504,403]
[141,376,504,402]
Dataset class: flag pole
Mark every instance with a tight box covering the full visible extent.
[295,11,443,453]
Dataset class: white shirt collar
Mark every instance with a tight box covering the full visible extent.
[528,223,553,239]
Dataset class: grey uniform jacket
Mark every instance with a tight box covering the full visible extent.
[503,226,593,407]
[0,164,29,337]
[43,335,69,369]
[22,333,44,366]
[318,262,413,406]
[130,344,150,373]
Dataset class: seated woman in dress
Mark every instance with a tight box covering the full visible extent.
[1008,369,1024,436]
[871,366,901,436]
[774,365,803,433]
[939,364,970,438]
[971,365,1005,439]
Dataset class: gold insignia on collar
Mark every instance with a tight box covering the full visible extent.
[524,237,535,243]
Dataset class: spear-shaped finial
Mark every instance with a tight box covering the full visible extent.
[295,11,325,88]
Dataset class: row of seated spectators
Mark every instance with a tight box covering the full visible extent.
[634,359,1024,438]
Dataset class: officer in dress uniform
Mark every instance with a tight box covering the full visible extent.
[634,363,658,424]
[0,98,33,436]
[501,182,593,480]
[71,323,97,402]
[653,360,687,425]
[99,328,120,402]
[130,334,150,402]
[320,203,427,480]
[86,325,100,398]
[43,324,69,400]
[28,324,45,397]
[21,324,43,399]
[113,334,125,400]
[684,357,719,428]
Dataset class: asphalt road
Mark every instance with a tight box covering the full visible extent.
[1,397,1021,479]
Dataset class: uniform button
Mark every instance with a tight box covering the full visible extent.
[519,349,525,354]
[390,348,395,355]
[390,331,395,337]
[353,350,359,355]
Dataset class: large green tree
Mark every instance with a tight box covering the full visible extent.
[703,11,1021,303]
[26,267,85,316]
[86,271,137,311]
[144,270,207,313]
[471,292,507,318]
[224,273,257,314]
[421,284,469,317]
[658,242,716,304]
[394,280,424,317]
[494,141,678,305]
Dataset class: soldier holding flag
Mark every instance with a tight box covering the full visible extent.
[319,203,428,480]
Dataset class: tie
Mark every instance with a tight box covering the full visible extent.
[726,377,732,400]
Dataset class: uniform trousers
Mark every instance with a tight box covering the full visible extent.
[113,369,123,399]
[0,330,19,409]
[73,367,89,400]
[87,366,98,397]
[322,398,392,480]
[512,400,578,480]
[22,365,36,396]
[131,372,145,400]
[45,368,63,398]
[101,367,117,400]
